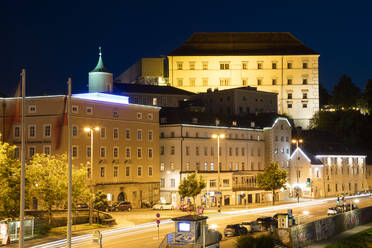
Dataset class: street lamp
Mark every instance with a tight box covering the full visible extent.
[212,133,225,213]
[291,138,303,203]
[84,126,99,224]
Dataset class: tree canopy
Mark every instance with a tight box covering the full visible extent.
[331,74,361,108]
[178,171,206,207]
[257,163,287,205]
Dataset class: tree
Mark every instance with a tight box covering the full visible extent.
[331,74,361,109]
[257,163,287,206]
[93,191,108,211]
[319,83,331,108]
[0,142,25,218]
[178,171,206,208]
[364,79,372,114]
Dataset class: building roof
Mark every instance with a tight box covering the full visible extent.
[172,215,208,222]
[201,86,278,96]
[113,83,195,96]
[90,47,111,73]
[168,32,319,56]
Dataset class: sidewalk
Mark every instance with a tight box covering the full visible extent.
[307,222,372,248]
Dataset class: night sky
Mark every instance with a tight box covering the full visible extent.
[4,0,372,96]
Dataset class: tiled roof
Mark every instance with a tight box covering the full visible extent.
[169,32,319,56]
[113,83,195,96]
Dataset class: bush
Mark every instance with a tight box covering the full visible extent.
[235,234,285,248]
[37,223,51,235]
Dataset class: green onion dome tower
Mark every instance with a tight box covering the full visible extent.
[88,47,113,93]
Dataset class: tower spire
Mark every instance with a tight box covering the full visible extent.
[90,47,110,73]
[99,46,102,56]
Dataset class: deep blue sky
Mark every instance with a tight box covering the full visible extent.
[3,0,372,96]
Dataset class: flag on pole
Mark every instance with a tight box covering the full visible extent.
[54,96,67,150]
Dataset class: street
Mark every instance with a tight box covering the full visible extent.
[29,195,372,248]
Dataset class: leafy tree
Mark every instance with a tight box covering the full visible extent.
[257,163,287,206]
[319,83,331,107]
[93,191,108,211]
[364,79,372,114]
[0,142,25,218]
[331,74,361,109]
[178,171,206,208]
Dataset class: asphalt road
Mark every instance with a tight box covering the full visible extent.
[30,195,372,248]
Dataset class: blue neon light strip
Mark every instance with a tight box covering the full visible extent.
[73,93,129,105]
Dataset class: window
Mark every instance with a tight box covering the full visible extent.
[303,62,308,69]
[147,131,153,142]
[177,78,183,87]
[72,126,78,137]
[14,126,20,138]
[241,148,245,156]
[210,180,217,187]
[202,78,208,87]
[204,162,208,171]
[287,102,292,109]
[160,146,165,155]
[137,112,142,119]
[235,147,239,156]
[125,147,131,159]
[152,98,157,105]
[87,168,91,178]
[177,62,183,70]
[287,62,292,69]
[235,163,239,171]
[189,78,196,87]
[302,102,308,108]
[242,162,245,170]
[257,62,263,69]
[171,146,175,155]
[137,129,142,141]
[87,147,91,158]
[189,61,195,70]
[137,148,142,159]
[44,124,51,137]
[219,78,230,86]
[137,167,142,176]
[272,62,277,69]
[28,105,37,113]
[113,110,119,118]
[229,147,232,156]
[302,78,308,85]
[72,145,78,158]
[148,148,153,158]
[242,78,248,86]
[125,129,130,140]
[100,127,106,138]
[303,93,307,99]
[220,62,230,70]
[160,163,165,171]
[72,105,79,113]
[202,62,208,70]
[114,166,118,177]
[148,113,153,120]
[288,93,292,99]
[287,79,292,85]
[86,106,93,115]
[223,179,229,187]
[272,79,277,85]
[100,147,106,158]
[100,167,105,177]
[210,162,214,170]
[160,178,165,188]
[171,179,176,188]
[242,62,248,70]
[257,78,262,85]
[111,128,118,140]
[43,145,51,155]
[195,146,199,156]
[113,147,119,158]
[29,125,36,138]
[126,167,130,176]
[29,146,35,157]
[148,166,153,176]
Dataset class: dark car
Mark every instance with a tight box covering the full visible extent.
[256,217,277,231]
[223,224,248,237]
[115,201,132,211]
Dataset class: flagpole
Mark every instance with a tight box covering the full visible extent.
[67,78,72,248]
[19,69,26,248]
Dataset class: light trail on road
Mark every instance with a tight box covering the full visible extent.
[30,194,371,248]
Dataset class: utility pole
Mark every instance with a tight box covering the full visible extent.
[19,69,26,248]
[67,78,72,248]
[212,134,225,213]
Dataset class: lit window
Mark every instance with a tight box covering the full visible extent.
[153,98,157,105]
[177,62,183,70]
[160,163,165,171]
[160,178,165,188]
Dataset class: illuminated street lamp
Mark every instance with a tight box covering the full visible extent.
[84,126,99,224]
[291,138,303,203]
[212,133,225,213]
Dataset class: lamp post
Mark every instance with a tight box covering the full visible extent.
[84,127,99,224]
[212,134,225,213]
[291,138,303,203]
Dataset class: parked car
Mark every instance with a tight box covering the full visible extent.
[241,221,259,233]
[180,204,195,212]
[327,207,338,215]
[223,224,248,237]
[76,203,89,209]
[256,217,277,231]
[114,201,133,211]
[153,202,174,210]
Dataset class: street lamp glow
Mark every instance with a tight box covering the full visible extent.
[303,210,310,215]
[354,199,360,203]
[292,138,303,144]
[84,127,100,132]
[84,127,91,132]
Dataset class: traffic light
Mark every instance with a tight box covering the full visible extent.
[307,178,311,186]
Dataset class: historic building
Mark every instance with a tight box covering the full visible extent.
[159,115,291,207]
[167,32,320,129]
[288,132,368,198]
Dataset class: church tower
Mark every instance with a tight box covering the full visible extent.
[88,47,113,93]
